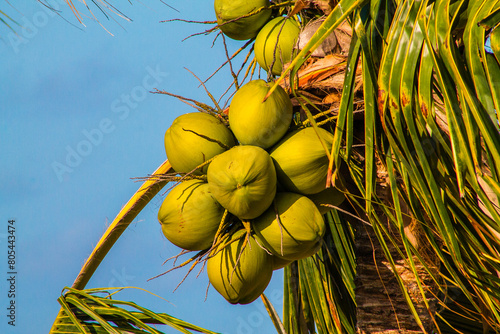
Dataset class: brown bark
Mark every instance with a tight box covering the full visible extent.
[354,221,438,333]
[352,161,440,333]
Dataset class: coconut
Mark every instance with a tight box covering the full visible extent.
[271,256,293,270]
[158,180,224,251]
[253,192,325,262]
[214,0,271,40]
[207,145,277,220]
[164,112,236,174]
[207,233,273,304]
[308,183,345,214]
[254,16,301,75]
[228,79,293,149]
[270,127,334,195]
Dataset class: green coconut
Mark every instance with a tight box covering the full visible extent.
[164,112,236,174]
[158,180,224,251]
[254,16,301,75]
[207,233,273,304]
[228,79,293,149]
[270,127,334,195]
[253,192,326,262]
[207,145,277,220]
[214,0,271,40]
[308,183,345,214]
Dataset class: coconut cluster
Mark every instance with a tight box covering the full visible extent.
[158,78,345,305]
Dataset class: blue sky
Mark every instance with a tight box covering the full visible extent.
[0,1,283,333]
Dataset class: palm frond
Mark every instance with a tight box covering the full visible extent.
[0,1,160,35]
[261,294,287,334]
[51,287,220,334]
[284,209,357,334]
[0,8,17,32]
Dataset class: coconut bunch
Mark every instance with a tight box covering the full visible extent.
[156,77,346,305]
[153,0,353,307]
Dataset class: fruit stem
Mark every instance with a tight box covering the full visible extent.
[242,220,252,235]
[273,200,285,257]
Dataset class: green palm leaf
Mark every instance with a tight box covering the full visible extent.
[51,287,220,334]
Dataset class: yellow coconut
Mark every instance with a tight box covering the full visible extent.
[272,257,293,270]
[253,192,326,262]
[228,79,293,149]
[207,145,276,220]
[164,112,236,174]
[214,0,271,40]
[254,16,301,75]
[270,127,334,195]
[207,233,273,304]
[158,180,224,251]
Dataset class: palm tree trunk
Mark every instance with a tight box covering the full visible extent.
[354,221,438,333]
[352,163,440,333]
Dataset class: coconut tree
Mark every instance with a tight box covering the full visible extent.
[273,1,500,332]
[5,0,500,332]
